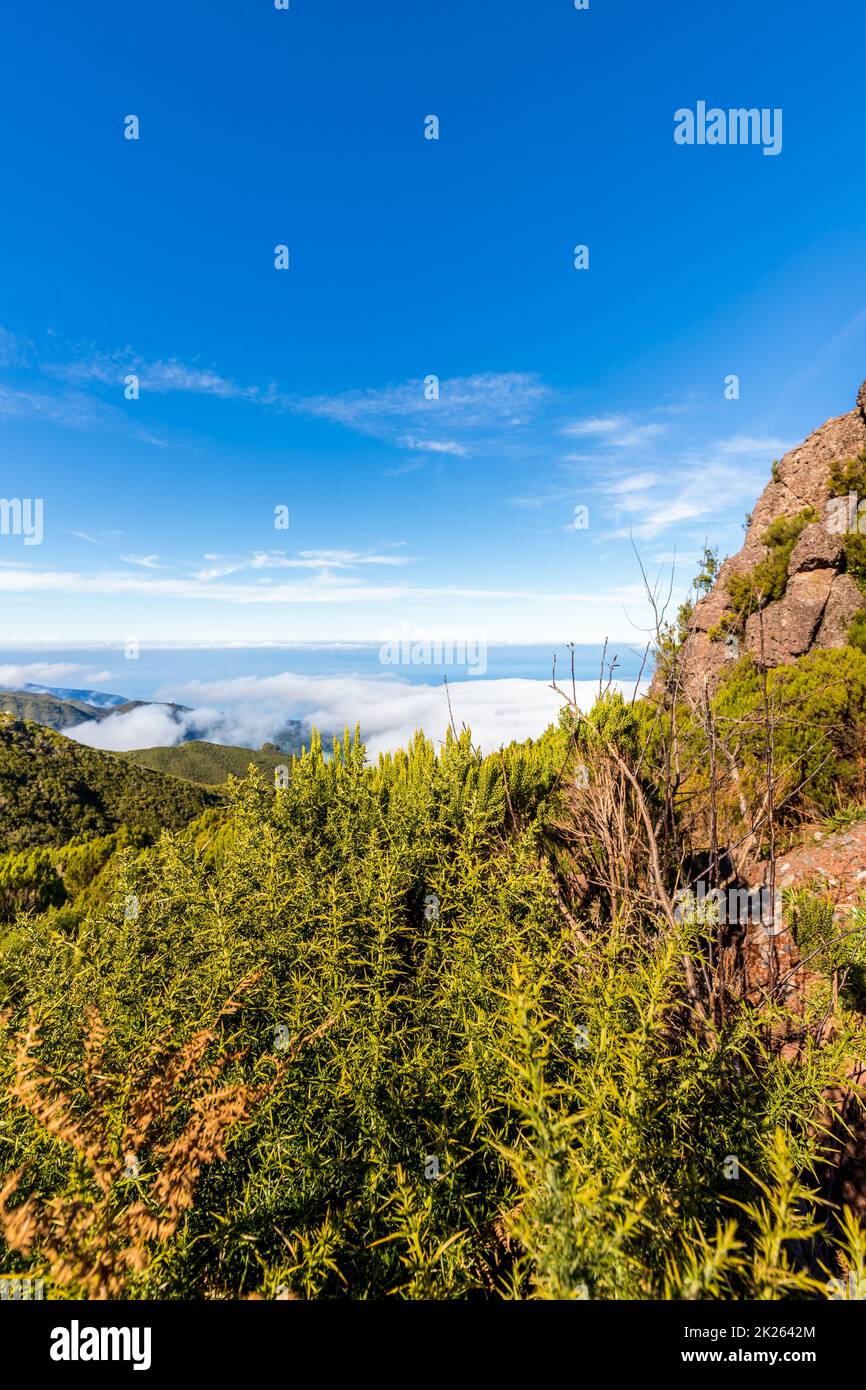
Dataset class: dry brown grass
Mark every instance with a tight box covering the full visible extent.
[0,973,266,1299]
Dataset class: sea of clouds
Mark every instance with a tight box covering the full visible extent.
[62,671,643,758]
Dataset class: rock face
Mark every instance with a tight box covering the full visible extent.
[669,378,866,701]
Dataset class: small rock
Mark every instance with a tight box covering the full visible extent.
[788,523,844,574]
[815,574,865,649]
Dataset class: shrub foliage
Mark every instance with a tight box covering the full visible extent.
[1,715,863,1300]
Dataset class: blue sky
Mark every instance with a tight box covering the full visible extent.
[1,0,865,648]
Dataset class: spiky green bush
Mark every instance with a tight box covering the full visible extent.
[0,723,862,1300]
[711,648,866,817]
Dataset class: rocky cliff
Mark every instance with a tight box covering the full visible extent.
[669,377,866,699]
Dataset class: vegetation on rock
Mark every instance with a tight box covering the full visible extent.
[709,509,817,641]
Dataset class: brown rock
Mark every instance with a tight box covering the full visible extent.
[677,630,730,699]
[814,573,865,648]
[745,568,835,665]
[776,404,866,511]
[788,522,844,574]
[747,481,809,544]
[660,376,866,701]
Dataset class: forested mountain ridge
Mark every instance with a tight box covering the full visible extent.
[0,688,188,732]
[0,690,138,729]
[0,715,218,850]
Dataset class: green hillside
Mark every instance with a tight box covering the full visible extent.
[0,715,219,850]
[0,689,189,733]
[120,740,289,786]
[0,690,118,729]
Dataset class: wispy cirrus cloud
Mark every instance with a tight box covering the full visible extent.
[400,435,470,457]
[609,423,668,448]
[292,372,552,460]
[595,432,793,541]
[0,382,111,429]
[383,458,426,478]
[508,399,794,544]
[605,471,660,495]
[0,322,800,561]
[562,415,667,448]
[46,350,258,400]
[715,434,790,457]
[561,414,628,438]
[0,378,169,446]
[187,548,413,583]
[295,372,549,431]
[248,548,413,571]
[121,553,165,570]
[0,326,32,368]
[3,327,556,465]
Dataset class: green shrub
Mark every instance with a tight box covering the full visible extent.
[788,888,866,1011]
[849,612,866,654]
[713,647,866,817]
[0,717,862,1300]
[0,849,65,922]
[657,548,722,662]
[828,450,866,500]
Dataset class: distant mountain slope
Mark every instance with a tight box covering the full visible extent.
[0,689,188,732]
[20,683,129,708]
[121,740,288,786]
[0,715,219,850]
[0,690,124,728]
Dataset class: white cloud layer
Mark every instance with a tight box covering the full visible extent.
[65,673,641,759]
[0,661,85,687]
